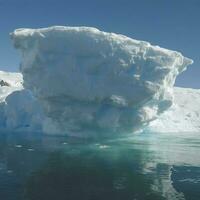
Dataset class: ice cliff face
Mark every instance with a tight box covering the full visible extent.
[11,26,193,136]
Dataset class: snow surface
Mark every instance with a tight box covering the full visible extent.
[0,71,23,102]
[11,26,193,136]
[147,87,200,132]
[0,71,23,128]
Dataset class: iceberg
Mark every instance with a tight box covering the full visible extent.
[11,26,193,136]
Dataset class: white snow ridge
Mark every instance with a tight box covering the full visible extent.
[10,26,194,136]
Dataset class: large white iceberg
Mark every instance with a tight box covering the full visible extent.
[11,26,193,136]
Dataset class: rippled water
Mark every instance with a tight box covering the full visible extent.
[0,131,199,200]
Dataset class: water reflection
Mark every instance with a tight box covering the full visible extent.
[0,131,199,200]
[24,150,164,200]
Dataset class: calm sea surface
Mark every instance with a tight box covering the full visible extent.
[0,131,199,200]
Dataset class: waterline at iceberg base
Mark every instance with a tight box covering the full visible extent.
[5,25,195,136]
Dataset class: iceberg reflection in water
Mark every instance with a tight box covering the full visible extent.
[0,131,199,200]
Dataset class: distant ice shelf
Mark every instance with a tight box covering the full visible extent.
[0,71,23,102]
[147,87,200,133]
[0,71,43,131]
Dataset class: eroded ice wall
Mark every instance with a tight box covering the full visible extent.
[11,26,193,136]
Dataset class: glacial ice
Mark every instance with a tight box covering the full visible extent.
[11,26,193,136]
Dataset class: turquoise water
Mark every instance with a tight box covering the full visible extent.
[0,131,199,200]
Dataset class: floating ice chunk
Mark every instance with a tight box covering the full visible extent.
[11,26,193,136]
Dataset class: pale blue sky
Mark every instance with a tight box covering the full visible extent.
[0,0,199,88]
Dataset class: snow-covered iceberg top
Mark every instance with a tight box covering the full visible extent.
[11,26,193,136]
